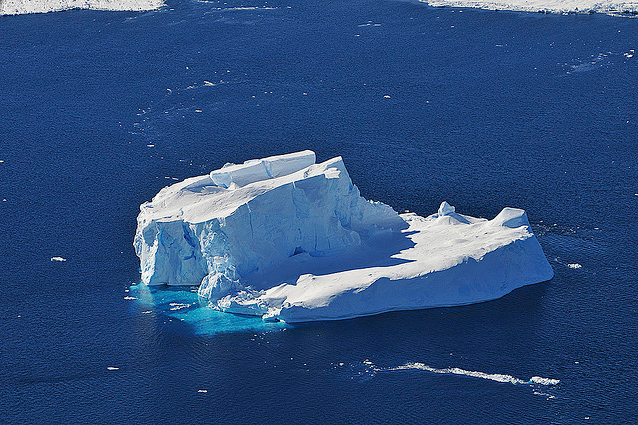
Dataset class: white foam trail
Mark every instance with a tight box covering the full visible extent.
[387,362,560,386]
[1,0,164,16]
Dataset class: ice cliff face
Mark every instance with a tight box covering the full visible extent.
[135,151,404,300]
[134,151,554,322]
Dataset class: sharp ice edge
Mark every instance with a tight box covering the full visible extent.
[387,362,560,386]
[421,0,638,16]
[134,150,554,323]
[0,0,164,16]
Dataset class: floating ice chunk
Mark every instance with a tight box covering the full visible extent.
[1,0,164,15]
[530,376,561,385]
[50,256,67,262]
[134,150,553,322]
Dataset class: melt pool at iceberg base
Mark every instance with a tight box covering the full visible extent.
[134,151,554,323]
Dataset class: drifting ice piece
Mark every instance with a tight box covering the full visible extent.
[134,150,554,323]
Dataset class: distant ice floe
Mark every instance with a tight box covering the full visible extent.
[50,256,67,262]
[420,0,638,16]
[0,0,164,16]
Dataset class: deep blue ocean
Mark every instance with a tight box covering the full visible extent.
[1,0,637,423]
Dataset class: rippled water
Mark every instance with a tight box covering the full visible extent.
[1,0,636,423]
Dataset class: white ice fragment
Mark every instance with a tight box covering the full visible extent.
[50,256,67,262]
[530,376,560,385]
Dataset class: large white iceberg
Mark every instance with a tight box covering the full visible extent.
[0,0,164,16]
[421,0,638,16]
[134,151,553,322]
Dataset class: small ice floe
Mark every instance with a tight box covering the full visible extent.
[197,389,208,393]
[169,302,190,311]
[124,296,138,300]
[50,256,67,262]
[567,263,582,269]
[107,367,119,371]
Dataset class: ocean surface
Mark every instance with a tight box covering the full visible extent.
[1,0,637,423]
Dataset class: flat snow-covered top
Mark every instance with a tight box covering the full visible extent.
[257,208,532,311]
[140,152,343,225]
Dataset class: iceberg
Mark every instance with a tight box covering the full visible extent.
[134,151,553,323]
[420,0,638,16]
[0,0,164,16]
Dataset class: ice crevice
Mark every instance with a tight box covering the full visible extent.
[134,150,554,323]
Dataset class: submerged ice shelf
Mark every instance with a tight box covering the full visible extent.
[134,151,553,323]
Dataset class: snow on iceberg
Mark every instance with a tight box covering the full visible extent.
[0,0,164,16]
[134,151,553,323]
